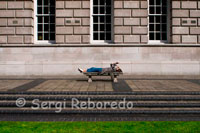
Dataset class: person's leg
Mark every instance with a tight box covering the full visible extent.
[87,67,102,72]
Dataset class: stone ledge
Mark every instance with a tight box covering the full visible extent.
[1,44,200,47]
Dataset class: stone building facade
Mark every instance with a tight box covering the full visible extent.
[0,0,200,76]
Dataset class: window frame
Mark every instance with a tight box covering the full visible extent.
[148,0,170,44]
[90,0,114,44]
[34,0,55,44]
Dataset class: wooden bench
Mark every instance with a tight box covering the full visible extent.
[83,72,123,83]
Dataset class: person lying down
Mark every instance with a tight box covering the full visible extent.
[78,62,123,74]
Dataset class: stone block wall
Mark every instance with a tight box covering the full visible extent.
[172,0,200,44]
[56,0,90,44]
[114,0,148,44]
[0,0,34,44]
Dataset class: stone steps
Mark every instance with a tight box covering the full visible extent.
[0,91,200,116]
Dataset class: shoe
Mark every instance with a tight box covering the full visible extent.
[78,68,83,73]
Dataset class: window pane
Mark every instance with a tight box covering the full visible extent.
[106,7,111,14]
[156,16,160,23]
[44,16,49,23]
[156,33,160,40]
[156,0,161,5]
[100,7,105,14]
[106,33,111,40]
[149,16,154,23]
[150,7,155,14]
[162,33,167,40]
[161,16,167,23]
[106,0,111,5]
[37,7,42,14]
[44,7,49,14]
[44,24,49,31]
[94,24,98,31]
[100,33,105,40]
[149,24,154,31]
[93,7,98,14]
[162,7,167,14]
[106,16,111,23]
[156,24,160,31]
[94,33,98,40]
[38,17,43,23]
[38,33,43,40]
[100,0,105,5]
[44,33,49,40]
[149,0,154,5]
[50,7,55,14]
[162,24,167,32]
[50,33,55,40]
[106,24,111,31]
[94,16,98,23]
[149,33,154,40]
[38,24,43,31]
[100,24,104,31]
[44,0,48,6]
[100,16,104,23]
[156,7,161,14]
[38,0,42,5]
[50,24,55,32]
[50,16,55,23]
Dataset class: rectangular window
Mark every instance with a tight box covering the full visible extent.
[149,0,168,43]
[91,0,113,43]
[35,0,55,43]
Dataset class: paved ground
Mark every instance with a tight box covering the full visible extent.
[0,77,200,92]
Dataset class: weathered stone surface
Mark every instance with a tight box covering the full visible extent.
[65,35,81,43]
[114,18,123,25]
[132,27,148,34]
[82,1,90,8]
[115,27,131,34]
[56,27,73,34]
[190,10,200,17]
[182,1,197,9]
[74,27,89,34]
[56,18,64,26]
[8,2,23,9]
[132,10,148,17]
[172,1,180,8]
[56,1,64,9]
[124,35,140,43]
[65,1,81,8]
[114,1,123,8]
[190,27,200,34]
[182,18,197,26]
[182,35,197,44]
[56,10,73,17]
[24,36,33,44]
[140,18,148,26]
[24,18,33,26]
[172,10,189,17]
[141,1,148,9]
[0,27,15,35]
[0,19,7,26]
[114,9,131,17]
[0,36,7,44]
[82,18,90,26]
[16,27,32,35]
[172,18,180,26]
[124,18,140,25]
[0,2,7,9]
[8,19,23,26]
[172,35,181,43]
[82,35,90,43]
[56,35,64,43]
[24,1,33,9]
[172,27,189,34]
[16,10,33,18]
[74,10,90,17]
[124,1,139,9]
[8,36,23,44]
[0,10,15,18]
[114,35,123,43]
[141,35,148,43]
